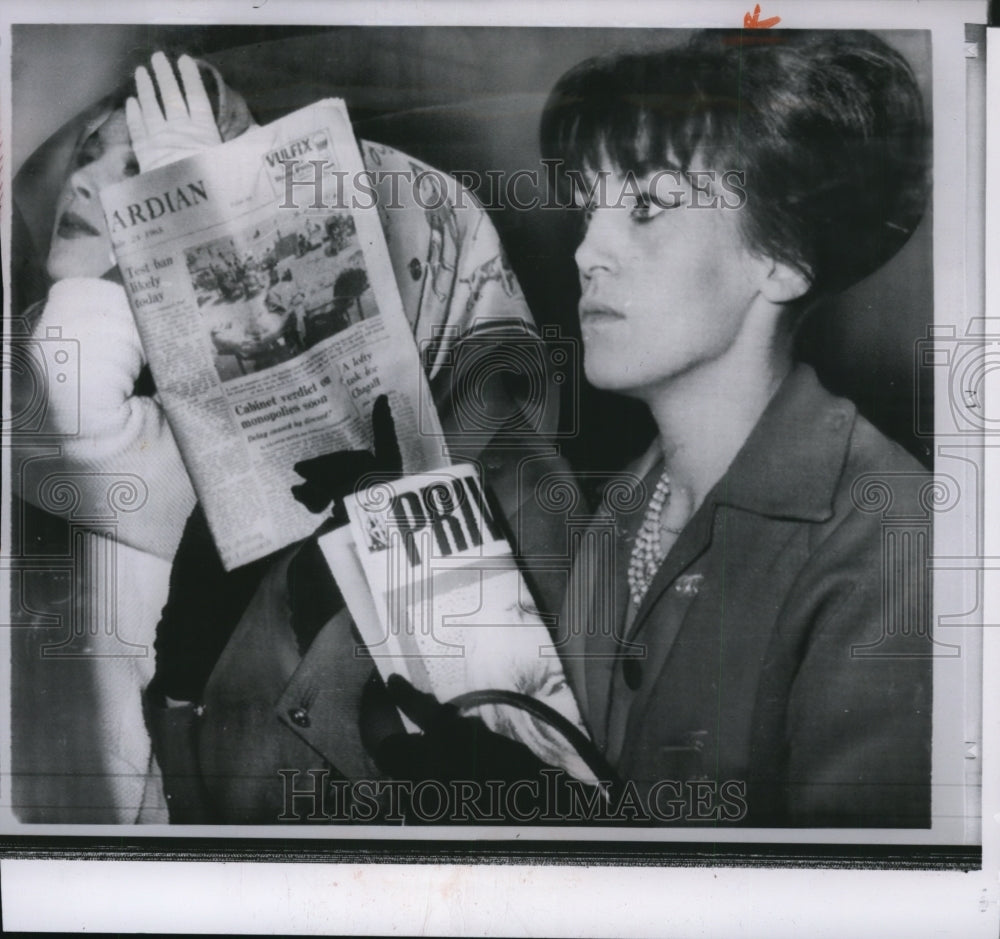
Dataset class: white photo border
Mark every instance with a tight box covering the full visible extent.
[0,0,996,934]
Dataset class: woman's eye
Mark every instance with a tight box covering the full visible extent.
[630,192,681,222]
[629,197,656,222]
[74,137,102,168]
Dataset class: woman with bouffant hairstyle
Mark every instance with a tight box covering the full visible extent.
[372,30,933,828]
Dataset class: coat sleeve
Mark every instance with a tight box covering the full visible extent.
[19,277,196,559]
[773,496,933,828]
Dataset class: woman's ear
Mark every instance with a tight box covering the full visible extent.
[760,258,812,304]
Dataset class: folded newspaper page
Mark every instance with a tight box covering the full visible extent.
[319,464,598,784]
[100,99,446,569]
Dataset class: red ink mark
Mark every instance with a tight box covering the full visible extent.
[744,3,781,28]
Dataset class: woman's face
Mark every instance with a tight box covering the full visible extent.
[573,162,769,399]
[46,109,138,281]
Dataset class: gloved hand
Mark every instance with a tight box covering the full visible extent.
[372,675,620,824]
[291,395,403,523]
[373,674,555,787]
[126,52,222,173]
[285,395,403,649]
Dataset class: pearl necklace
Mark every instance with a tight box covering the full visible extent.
[627,467,681,607]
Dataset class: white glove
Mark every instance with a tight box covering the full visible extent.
[125,52,222,173]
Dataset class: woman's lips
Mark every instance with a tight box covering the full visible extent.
[56,210,101,239]
[579,301,625,325]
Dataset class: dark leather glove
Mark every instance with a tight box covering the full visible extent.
[286,394,403,651]
[370,674,591,824]
[290,394,402,523]
[370,675,623,824]
[373,674,554,785]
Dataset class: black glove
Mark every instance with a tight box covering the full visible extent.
[291,394,402,524]
[285,395,403,652]
[371,674,607,824]
[373,674,554,785]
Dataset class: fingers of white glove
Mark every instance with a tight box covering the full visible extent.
[177,55,218,132]
[124,96,148,145]
[134,66,165,128]
[150,51,187,122]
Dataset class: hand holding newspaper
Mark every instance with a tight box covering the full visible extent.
[104,86,596,784]
[319,464,599,785]
[101,97,446,569]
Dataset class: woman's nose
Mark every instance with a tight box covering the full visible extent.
[68,167,95,201]
[574,207,617,281]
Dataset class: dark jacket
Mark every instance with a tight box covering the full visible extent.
[558,365,933,827]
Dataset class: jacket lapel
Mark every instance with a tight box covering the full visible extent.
[572,448,662,750]
[627,495,716,642]
[601,496,716,764]
[560,499,623,748]
[558,539,592,731]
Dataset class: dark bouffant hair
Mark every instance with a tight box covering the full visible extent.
[540,30,929,301]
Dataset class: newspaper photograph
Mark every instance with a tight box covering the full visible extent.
[0,2,996,936]
[100,97,445,569]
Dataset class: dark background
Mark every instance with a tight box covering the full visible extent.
[12,25,934,471]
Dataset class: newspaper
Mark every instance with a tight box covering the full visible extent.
[319,464,597,784]
[99,99,446,569]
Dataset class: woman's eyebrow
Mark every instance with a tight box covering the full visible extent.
[637,157,685,177]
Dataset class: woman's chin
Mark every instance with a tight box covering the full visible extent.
[583,356,641,396]
[46,246,112,282]
[45,255,68,282]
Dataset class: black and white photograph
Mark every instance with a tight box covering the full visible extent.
[186,211,373,380]
[0,0,996,935]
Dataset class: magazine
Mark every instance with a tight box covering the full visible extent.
[100,99,446,569]
[319,464,598,784]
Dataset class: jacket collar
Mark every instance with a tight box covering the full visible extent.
[714,363,856,521]
[631,363,856,524]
